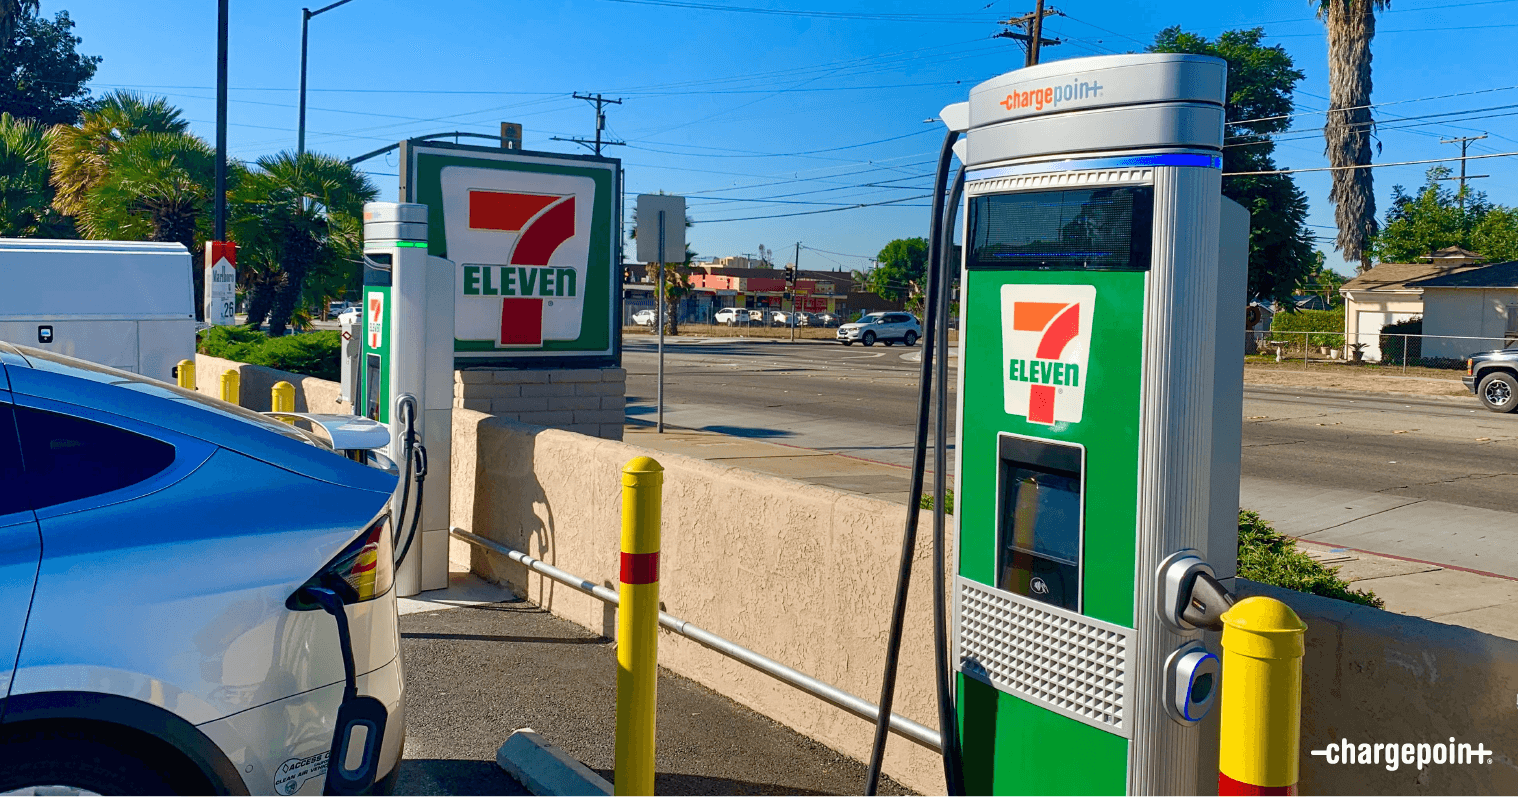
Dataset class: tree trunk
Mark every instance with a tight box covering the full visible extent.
[244,272,280,331]
[267,232,319,336]
[1323,0,1380,271]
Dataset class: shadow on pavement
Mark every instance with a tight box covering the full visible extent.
[396,758,528,796]
[591,768,836,796]
[698,425,796,438]
[401,631,609,645]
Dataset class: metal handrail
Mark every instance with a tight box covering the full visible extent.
[450,527,943,752]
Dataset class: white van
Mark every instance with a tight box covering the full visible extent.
[0,239,197,381]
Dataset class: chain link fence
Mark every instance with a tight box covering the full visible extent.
[1247,329,1513,372]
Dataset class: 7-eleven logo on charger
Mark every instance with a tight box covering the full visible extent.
[366,291,384,349]
[1001,284,1095,425]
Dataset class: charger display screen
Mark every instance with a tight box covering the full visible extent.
[996,436,1083,611]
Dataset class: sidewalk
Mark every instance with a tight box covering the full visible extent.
[627,424,1518,643]
[395,573,914,796]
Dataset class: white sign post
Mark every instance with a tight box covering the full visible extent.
[204,241,237,326]
[635,194,686,434]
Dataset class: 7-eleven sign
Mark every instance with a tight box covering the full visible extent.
[443,168,596,348]
[1001,284,1096,425]
[367,291,384,348]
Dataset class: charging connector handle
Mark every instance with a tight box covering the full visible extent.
[1182,571,1235,632]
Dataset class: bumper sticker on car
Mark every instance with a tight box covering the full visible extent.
[275,751,329,795]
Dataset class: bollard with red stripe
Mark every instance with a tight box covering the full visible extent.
[614,456,663,796]
[1218,596,1307,795]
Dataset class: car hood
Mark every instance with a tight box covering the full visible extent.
[839,322,866,331]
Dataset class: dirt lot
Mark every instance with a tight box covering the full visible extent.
[1243,358,1469,398]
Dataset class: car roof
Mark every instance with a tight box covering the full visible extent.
[0,342,393,494]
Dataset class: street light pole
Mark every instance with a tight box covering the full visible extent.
[297,0,358,157]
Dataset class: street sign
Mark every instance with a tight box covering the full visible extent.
[404,141,621,367]
[204,240,237,326]
[635,194,686,264]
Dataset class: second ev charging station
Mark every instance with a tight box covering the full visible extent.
[359,202,455,598]
[941,54,1249,794]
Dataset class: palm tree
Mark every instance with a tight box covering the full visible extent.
[1317,0,1386,272]
[0,112,63,236]
[77,131,216,319]
[229,152,376,336]
[0,0,37,38]
[48,90,188,219]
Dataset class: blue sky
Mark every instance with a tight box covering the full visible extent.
[52,0,1518,277]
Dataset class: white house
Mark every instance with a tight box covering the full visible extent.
[1410,260,1518,359]
[1339,247,1485,361]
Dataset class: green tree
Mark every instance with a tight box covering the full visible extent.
[229,151,376,336]
[868,237,928,305]
[77,131,216,319]
[0,9,98,126]
[1317,0,1387,272]
[1301,252,1347,309]
[48,91,188,218]
[0,111,65,236]
[1371,167,1518,264]
[1150,27,1318,306]
[0,0,38,38]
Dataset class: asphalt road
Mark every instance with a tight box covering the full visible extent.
[624,337,1518,571]
[623,337,956,472]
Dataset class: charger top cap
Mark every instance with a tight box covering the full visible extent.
[960,53,1227,167]
[364,201,428,245]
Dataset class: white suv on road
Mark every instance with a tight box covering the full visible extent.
[714,307,749,326]
[837,312,921,347]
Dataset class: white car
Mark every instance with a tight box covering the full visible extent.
[714,307,749,326]
[0,342,405,795]
[837,312,922,347]
[631,309,658,326]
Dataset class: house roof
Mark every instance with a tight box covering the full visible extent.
[1340,262,1472,292]
[1424,246,1484,261]
[1409,260,1518,288]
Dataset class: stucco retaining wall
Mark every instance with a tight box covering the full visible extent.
[194,353,348,414]
[451,408,951,794]
[1237,580,1518,795]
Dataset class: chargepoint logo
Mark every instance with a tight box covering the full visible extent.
[1001,284,1095,425]
[999,78,1104,113]
[442,167,596,348]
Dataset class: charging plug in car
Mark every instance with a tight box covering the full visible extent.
[300,586,389,796]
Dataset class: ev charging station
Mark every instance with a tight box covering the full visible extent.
[941,54,1249,794]
[358,202,455,597]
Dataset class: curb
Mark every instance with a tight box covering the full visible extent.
[496,728,614,796]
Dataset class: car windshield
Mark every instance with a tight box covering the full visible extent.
[8,345,329,449]
[862,314,886,323]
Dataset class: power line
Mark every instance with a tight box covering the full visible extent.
[590,0,999,23]
[1224,149,1518,176]
[698,195,933,223]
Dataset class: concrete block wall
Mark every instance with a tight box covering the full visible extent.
[454,367,625,440]
[194,353,348,414]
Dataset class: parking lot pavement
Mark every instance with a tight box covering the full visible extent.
[397,594,914,796]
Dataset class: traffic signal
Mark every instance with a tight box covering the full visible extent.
[784,265,796,284]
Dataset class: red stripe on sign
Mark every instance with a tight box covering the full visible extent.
[499,297,544,345]
[1219,773,1296,796]
[621,552,659,584]
[1028,384,1056,425]
[510,196,575,266]
[469,191,559,232]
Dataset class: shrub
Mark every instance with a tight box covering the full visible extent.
[1237,510,1382,608]
[1271,307,1346,349]
[1380,316,1422,364]
[198,327,342,382]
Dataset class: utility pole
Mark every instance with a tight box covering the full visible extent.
[788,242,800,343]
[1435,134,1490,211]
[551,93,625,156]
[298,0,359,158]
[995,0,1061,67]
[215,0,228,241]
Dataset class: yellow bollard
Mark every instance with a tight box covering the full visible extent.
[1218,596,1307,796]
[614,456,663,796]
[175,359,195,391]
[271,380,296,424]
[219,369,240,405]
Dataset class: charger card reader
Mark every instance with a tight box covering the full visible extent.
[996,433,1084,613]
